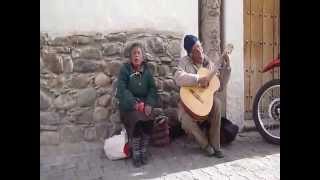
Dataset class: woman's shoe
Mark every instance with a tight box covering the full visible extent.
[140,134,150,165]
[132,137,142,167]
[132,157,142,167]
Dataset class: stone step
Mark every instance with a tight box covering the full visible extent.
[243,119,280,133]
[242,119,257,132]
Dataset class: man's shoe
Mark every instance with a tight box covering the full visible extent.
[213,149,224,158]
[204,145,215,157]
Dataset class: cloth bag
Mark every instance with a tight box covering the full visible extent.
[220,117,239,145]
[151,115,171,147]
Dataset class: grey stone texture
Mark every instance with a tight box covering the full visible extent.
[102,42,123,56]
[40,90,52,110]
[70,35,93,45]
[79,47,103,60]
[93,107,109,122]
[40,131,60,145]
[76,87,97,107]
[42,53,64,74]
[94,73,111,87]
[54,94,76,110]
[40,112,60,125]
[73,59,100,73]
[104,61,123,77]
[96,94,112,107]
[69,74,91,89]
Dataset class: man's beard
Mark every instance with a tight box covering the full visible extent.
[193,55,204,64]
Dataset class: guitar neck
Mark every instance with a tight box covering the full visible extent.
[207,70,217,81]
[207,51,228,80]
[202,43,233,81]
[216,51,228,68]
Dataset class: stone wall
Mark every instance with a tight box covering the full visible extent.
[40,30,183,145]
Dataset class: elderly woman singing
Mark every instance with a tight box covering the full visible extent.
[116,43,159,167]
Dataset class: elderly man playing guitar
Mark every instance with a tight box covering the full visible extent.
[174,35,232,158]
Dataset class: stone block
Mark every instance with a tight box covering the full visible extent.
[158,65,170,77]
[62,56,74,73]
[148,37,165,53]
[168,40,182,57]
[49,37,70,46]
[94,73,111,87]
[105,32,126,42]
[42,53,64,74]
[97,94,111,107]
[102,43,122,56]
[73,59,99,73]
[93,107,109,122]
[40,91,52,110]
[70,74,90,89]
[54,94,76,110]
[84,127,97,141]
[40,131,60,145]
[59,125,83,143]
[77,87,97,107]
[104,61,122,76]
[40,112,60,125]
[79,47,102,60]
[70,35,93,45]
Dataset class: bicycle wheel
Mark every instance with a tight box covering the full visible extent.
[252,79,280,145]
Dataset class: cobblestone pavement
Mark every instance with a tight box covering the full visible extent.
[40,131,280,180]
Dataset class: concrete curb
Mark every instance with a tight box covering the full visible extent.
[242,120,257,132]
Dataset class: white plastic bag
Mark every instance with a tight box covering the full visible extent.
[104,128,130,160]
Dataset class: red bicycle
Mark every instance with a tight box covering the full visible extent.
[252,56,280,145]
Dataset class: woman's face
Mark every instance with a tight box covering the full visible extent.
[130,47,143,68]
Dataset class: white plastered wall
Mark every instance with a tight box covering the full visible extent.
[222,0,245,129]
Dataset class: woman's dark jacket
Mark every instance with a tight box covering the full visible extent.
[116,62,158,111]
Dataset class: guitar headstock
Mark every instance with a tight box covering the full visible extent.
[223,43,234,55]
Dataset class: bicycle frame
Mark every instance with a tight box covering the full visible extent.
[262,57,280,73]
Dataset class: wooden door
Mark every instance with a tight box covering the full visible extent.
[244,0,280,119]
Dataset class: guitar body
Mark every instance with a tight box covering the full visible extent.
[180,67,220,118]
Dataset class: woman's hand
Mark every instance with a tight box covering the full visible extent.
[144,105,152,117]
[134,102,144,112]
[134,102,151,116]
[134,102,140,111]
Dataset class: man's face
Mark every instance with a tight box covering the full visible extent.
[191,41,204,64]
[131,47,143,68]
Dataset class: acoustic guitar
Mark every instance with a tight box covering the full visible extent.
[180,44,234,120]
